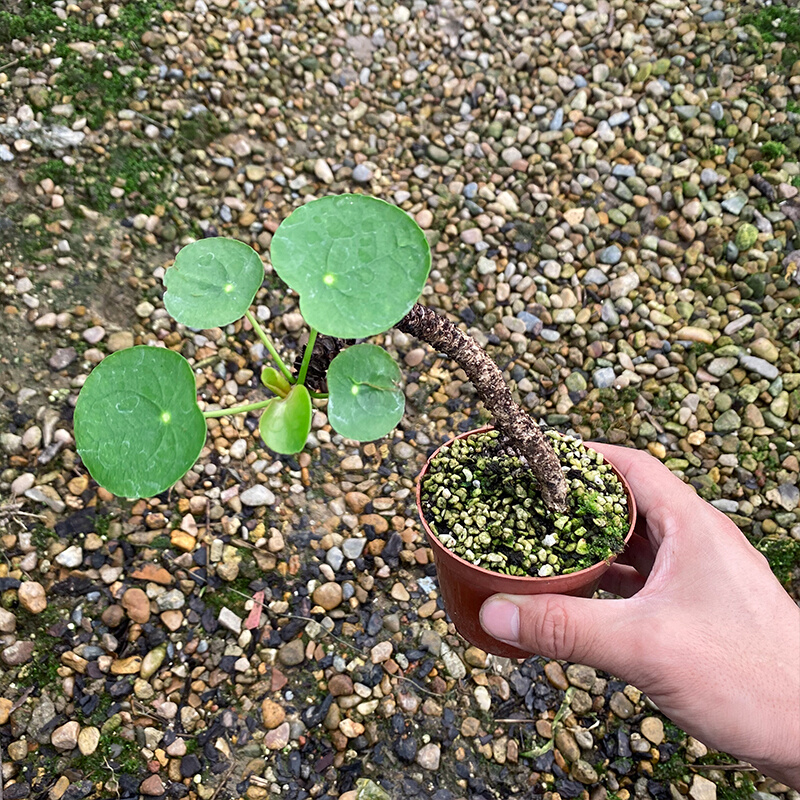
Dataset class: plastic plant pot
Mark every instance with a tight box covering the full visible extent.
[416,427,638,658]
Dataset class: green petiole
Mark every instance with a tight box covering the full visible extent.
[202,399,274,419]
[296,329,317,387]
[245,309,295,384]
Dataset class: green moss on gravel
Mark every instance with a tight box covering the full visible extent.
[742,4,800,70]
[1,0,175,126]
[756,538,800,585]
[74,733,143,778]
[83,144,171,213]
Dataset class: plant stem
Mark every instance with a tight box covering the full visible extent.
[396,303,569,512]
[202,399,273,419]
[296,329,317,386]
[244,309,295,384]
[309,391,329,400]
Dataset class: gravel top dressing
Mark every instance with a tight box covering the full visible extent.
[421,429,629,577]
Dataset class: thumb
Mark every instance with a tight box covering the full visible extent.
[480,593,647,677]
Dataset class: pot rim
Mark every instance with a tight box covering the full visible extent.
[415,425,638,583]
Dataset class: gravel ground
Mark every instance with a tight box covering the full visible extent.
[1,0,799,799]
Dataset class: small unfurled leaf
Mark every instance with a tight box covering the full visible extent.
[74,346,206,498]
[258,384,312,454]
[270,195,431,338]
[261,366,291,397]
[327,344,404,441]
[163,238,264,328]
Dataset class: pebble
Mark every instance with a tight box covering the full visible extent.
[572,759,599,784]
[240,485,275,506]
[49,347,77,370]
[51,721,80,751]
[140,776,165,796]
[690,776,718,800]
[565,664,596,690]
[609,692,635,719]
[416,743,441,770]
[640,717,664,745]
[261,698,286,729]
[313,582,343,610]
[107,331,134,351]
[371,641,392,663]
[264,722,290,750]
[738,355,778,380]
[0,609,16,634]
[352,164,372,183]
[2,641,34,666]
[11,473,35,495]
[556,729,581,762]
[218,608,242,634]
[441,646,466,680]
[676,327,715,346]
[55,545,83,568]
[608,272,639,299]
[121,588,150,623]
[544,661,569,690]
[342,538,366,559]
[278,639,305,666]
[77,726,100,756]
[598,245,622,265]
[18,582,47,614]
[593,368,616,389]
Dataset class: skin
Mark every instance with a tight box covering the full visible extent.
[480,444,800,789]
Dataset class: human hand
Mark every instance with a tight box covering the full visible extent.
[480,444,800,788]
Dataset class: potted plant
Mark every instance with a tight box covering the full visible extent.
[73,194,636,657]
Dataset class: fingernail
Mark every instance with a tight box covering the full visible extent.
[480,598,520,644]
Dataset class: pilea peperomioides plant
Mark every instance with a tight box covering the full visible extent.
[75,193,569,509]
[74,192,637,659]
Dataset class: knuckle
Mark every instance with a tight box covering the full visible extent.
[528,597,577,661]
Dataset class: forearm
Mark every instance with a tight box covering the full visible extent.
[734,607,800,790]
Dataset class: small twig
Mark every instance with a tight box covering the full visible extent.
[0,58,20,72]
[9,687,34,715]
[643,410,665,434]
[231,537,256,550]
[396,674,453,698]
[0,502,46,534]
[208,760,237,800]
[682,764,758,772]
[130,701,198,734]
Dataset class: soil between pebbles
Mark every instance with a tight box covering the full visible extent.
[0,1,799,800]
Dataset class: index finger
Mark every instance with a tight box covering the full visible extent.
[586,442,696,521]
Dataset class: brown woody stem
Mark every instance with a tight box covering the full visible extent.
[396,303,568,512]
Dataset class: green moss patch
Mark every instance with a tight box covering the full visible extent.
[756,538,800,585]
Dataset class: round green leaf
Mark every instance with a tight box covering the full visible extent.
[74,346,206,498]
[270,195,431,338]
[164,238,264,328]
[259,384,312,454]
[327,344,404,441]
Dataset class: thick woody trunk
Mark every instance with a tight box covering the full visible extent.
[396,303,568,512]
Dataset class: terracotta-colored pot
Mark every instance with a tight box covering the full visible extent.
[416,426,638,658]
